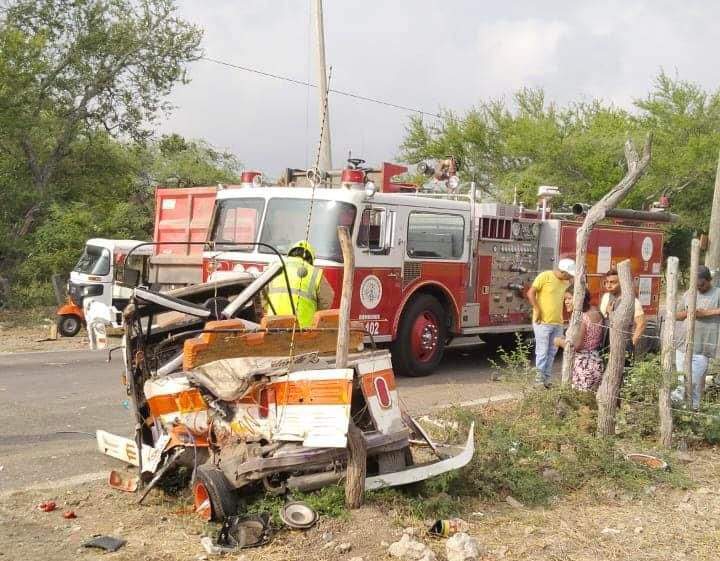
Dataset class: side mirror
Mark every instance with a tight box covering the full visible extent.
[121,268,141,287]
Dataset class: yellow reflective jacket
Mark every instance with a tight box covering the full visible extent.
[265,257,323,327]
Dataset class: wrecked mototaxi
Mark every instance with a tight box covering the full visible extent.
[97,263,474,521]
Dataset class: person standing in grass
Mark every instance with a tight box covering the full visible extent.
[675,265,720,409]
[555,289,605,391]
[527,259,575,388]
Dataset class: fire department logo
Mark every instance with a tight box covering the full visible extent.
[641,236,653,261]
[360,275,382,310]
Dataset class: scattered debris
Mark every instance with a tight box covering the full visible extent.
[349,557,364,561]
[108,470,139,493]
[280,501,318,530]
[626,453,668,470]
[38,501,56,512]
[334,542,353,554]
[505,495,524,509]
[217,513,272,549]
[323,541,337,550]
[82,535,126,552]
[634,526,644,534]
[62,511,77,519]
[322,531,334,542]
[200,536,235,556]
[388,534,437,561]
[601,527,621,535]
[445,532,482,561]
[429,518,469,537]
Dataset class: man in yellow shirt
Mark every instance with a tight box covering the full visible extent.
[527,258,575,387]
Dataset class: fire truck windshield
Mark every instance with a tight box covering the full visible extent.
[259,198,356,262]
[211,198,265,251]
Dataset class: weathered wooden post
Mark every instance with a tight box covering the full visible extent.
[336,226,366,508]
[561,134,653,385]
[659,256,679,448]
[596,259,634,436]
[683,239,700,407]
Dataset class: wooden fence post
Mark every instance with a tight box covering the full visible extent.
[683,239,700,408]
[336,226,366,509]
[659,257,679,448]
[561,134,653,385]
[596,259,634,436]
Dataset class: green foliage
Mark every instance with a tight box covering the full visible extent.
[244,485,348,526]
[489,333,534,384]
[619,357,720,446]
[401,72,720,239]
[372,387,687,521]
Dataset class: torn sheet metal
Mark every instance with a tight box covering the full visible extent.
[365,423,475,490]
[96,430,168,473]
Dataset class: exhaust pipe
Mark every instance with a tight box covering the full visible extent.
[572,203,678,223]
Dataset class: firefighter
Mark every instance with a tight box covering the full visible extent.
[265,240,335,328]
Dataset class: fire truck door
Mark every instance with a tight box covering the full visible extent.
[354,206,402,340]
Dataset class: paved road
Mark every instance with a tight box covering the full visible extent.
[0,344,509,492]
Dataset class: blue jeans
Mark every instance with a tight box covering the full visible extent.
[675,350,709,409]
[533,323,564,384]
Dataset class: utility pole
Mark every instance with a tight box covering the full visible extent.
[314,0,332,175]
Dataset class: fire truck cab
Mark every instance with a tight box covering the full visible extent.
[203,163,667,377]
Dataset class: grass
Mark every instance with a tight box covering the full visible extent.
[369,385,691,521]
[0,305,55,329]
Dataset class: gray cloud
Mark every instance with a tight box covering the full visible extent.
[159,0,720,176]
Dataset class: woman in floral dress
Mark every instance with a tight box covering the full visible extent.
[555,290,605,391]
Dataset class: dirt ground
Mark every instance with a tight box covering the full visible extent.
[0,308,89,353]
[1,450,719,561]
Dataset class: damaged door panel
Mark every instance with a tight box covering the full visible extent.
[97,271,473,521]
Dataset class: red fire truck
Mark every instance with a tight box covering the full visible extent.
[202,161,672,377]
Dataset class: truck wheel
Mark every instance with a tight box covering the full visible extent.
[57,314,82,337]
[392,294,447,377]
[193,465,239,521]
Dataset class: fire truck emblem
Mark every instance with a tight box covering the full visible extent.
[641,236,653,261]
[360,275,382,309]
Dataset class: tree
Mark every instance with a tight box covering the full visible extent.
[0,0,202,233]
[151,134,243,187]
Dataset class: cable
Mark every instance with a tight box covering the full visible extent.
[200,56,444,120]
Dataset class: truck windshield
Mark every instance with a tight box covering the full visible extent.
[74,245,111,276]
[211,198,266,251]
[259,198,356,262]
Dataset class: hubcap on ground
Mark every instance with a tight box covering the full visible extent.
[410,311,440,363]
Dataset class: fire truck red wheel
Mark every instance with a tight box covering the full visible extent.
[392,294,447,377]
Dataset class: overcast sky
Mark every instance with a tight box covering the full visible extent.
[160,1,720,176]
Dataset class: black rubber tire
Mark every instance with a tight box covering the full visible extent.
[57,314,82,337]
[194,464,239,521]
[391,294,447,377]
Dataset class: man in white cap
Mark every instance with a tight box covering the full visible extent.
[527,258,575,387]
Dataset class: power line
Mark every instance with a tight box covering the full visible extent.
[200,56,444,120]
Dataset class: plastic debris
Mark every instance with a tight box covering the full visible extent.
[108,470,139,493]
[217,513,272,549]
[82,535,126,552]
[62,511,77,519]
[38,501,57,512]
[429,518,469,537]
